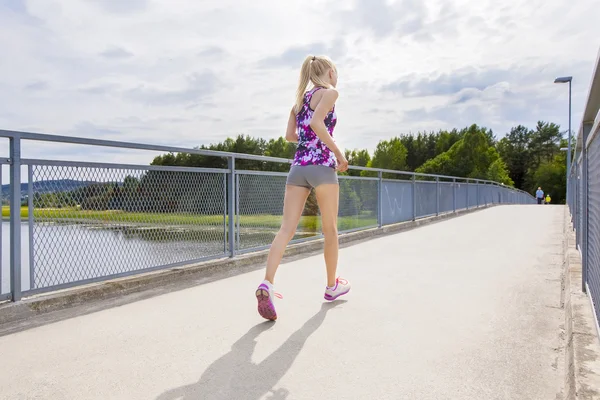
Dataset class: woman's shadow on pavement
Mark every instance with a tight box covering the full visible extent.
[156,300,346,400]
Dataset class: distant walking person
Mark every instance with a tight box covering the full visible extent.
[545,194,551,204]
[536,187,544,205]
[255,55,350,321]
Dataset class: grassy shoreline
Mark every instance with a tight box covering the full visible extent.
[2,206,377,231]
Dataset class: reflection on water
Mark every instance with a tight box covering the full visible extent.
[0,221,316,294]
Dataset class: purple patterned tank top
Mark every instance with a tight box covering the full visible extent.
[292,87,337,169]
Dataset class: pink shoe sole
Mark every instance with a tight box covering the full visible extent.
[324,288,350,301]
[256,285,277,321]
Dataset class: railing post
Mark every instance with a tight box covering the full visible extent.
[412,174,416,221]
[28,165,35,291]
[582,123,591,293]
[227,157,236,258]
[453,178,456,213]
[378,171,383,228]
[9,136,22,302]
[476,180,480,208]
[436,176,440,216]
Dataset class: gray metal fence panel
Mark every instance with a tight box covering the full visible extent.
[499,187,508,204]
[493,186,502,204]
[478,184,486,206]
[338,177,378,232]
[501,187,508,203]
[587,133,600,322]
[486,186,494,204]
[579,163,584,249]
[381,180,413,225]
[235,173,381,252]
[571,166,581,234]
[467,183,478,208]
[415,182,437,217]
[492,186,499,204]
[456,183,468,210]
[28,163,228,292]
[439,182,454,213]
[236,172,290,251]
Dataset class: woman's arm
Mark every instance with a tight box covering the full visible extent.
[285,107,298,143]
[309,89,340,153]
[309,89,348,171]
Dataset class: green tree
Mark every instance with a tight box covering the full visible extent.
[264,137,297,172]
[531,159,566,203]
[486,158,514,186]
[368,138,408,179]
[528,121,562,166]
[344,149,371,177]
[416,124,508,183]
[525,137,567,204]
[435,129,461,155]
[151,134,272,171]
[496,125,531,190]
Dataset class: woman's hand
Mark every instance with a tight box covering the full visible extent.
[335,151,348,172]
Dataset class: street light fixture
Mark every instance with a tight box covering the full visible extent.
[554,76,572,205]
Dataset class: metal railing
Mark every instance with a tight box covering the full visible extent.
[567,47,600,333]
[0,129,535,302]
[569,108,600,319]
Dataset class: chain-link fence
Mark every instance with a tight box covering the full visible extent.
[236,172,290,252]
[570,127,597,320]
[0,130,535,301]
[588,134,600,323]
[567,67,600,328]
[27,162,228,292]
[338,176,378,232]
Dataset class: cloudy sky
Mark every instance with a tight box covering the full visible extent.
[0,0,599,165]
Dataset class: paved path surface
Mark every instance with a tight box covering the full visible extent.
[0,206,565,400]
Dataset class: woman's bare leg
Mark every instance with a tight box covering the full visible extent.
[264,185,311,284]
[314,184,340,287]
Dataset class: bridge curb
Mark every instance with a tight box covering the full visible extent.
[563,208,600,399]
[0,205,494,328]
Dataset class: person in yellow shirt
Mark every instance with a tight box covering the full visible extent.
[545,194,551,204]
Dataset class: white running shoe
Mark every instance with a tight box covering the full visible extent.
[324,277,351,301]
[255,280,282,321]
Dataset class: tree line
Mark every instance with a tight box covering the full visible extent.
[152,121,568,203]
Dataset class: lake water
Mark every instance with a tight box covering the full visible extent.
[0,221,314,295]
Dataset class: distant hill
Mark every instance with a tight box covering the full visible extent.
[1,179,101,197]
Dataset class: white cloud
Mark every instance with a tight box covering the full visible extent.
[0,0,598,167]
[99,46,134,60]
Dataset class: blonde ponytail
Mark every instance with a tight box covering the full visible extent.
[293,55,337,114]
[294,56,313,114]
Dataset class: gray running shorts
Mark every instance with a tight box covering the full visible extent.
[286,165,338,188]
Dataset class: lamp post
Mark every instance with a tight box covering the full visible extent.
[554,76,572,205]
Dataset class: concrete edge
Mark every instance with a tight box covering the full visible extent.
[0,205,493,326]
[563,208,600,399]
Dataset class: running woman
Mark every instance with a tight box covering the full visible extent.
[255,55,351,321]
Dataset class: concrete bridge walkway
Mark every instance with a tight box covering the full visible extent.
[0,206,565,400]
